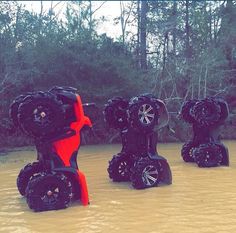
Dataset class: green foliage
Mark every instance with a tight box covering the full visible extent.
[0,1,235,148]
[0,1,147,147]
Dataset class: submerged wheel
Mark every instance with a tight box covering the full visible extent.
[17,162,43,196]
[104,97,129,129]
[130,157,162,189]
[180,99,197,123]
[215,142,229,166]
[181,141,196,162]
[128,94,160,132]
[192,98,221,127]
[193,142,223,167]
[17,92,65,137]
[26,173,72,212]
[108,153,131,182]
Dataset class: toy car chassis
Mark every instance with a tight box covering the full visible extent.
[104,94,172,189]
[180,97,229,167]
[10,86,91,211]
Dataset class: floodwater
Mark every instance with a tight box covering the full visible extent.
[0,141,236,233]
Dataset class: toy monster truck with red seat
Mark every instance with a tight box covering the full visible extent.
[10,86,92,211]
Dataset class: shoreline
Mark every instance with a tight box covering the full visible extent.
[1,140,235,156]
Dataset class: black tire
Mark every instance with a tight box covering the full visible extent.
[49,86,77,105]
[193,142,223,167]
[49,86,78,124]
[26,173,72,212]
[192,98,221,127]
[128,94,160,132]
[17,92,65,137]
[17,162,43,196]
[181,141,196,162]
[9,93,32,127]
[49,86,78,94]
[104,97,129,129]
[69,175,81,201]
[180,99,197,123]
[130,157,162,189]
[108,153,131,182]
[216,142,229,166]
[215,98,229,122]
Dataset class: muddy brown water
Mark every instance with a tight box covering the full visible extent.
[0,141,236,233]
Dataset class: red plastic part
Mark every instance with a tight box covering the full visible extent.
[52,95,91,166]
[52,94,91,205]
[77,170,89,205]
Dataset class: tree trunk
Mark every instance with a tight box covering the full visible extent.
[185,0,191,60]
[172,1,177,57]
[89,0,93,36]
[140,1,148,69]
[204,64,208,98]
[220,0,236,69]
[14,5,21,43]
[172,1,177,84]
[136,0,140,66]
[209,2,213,44]
[38,0,43,37]
[185,0,193,97]
[119,1,134,49]
[120,1,125,46]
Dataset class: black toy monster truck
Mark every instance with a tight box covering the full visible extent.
[104,93,172,189]
[180,97,229,167]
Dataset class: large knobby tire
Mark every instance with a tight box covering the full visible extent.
[180,99,197,123]
[215,98,229,123]
[215,142,229,166]
[181,141,197,162]
[108,153,131,182]
[104,97,129,129]
[192,98,221,127]
[9,93,32,127]
[49,86,78,94]
[17,92,65,137]
[68,175,81,201]
[130,157,162,189]
[26,173,72,212]
[49,86,77,104]
[128,94,160,132]
[17,162,43,196]
[193,142,223,167]
[49,86,78,124]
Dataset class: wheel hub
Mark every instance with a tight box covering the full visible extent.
[42,187,60,204]
[47,190,53,196]
[33,106,51,125]
[118,161,128,176]
[138,104,155,125]
[40,112,46,118]
[189,147,194,158]
[142,165,159,186]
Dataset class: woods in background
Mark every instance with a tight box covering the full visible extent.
[0,1,235,148]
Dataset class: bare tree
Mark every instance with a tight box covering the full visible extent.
[119,1,135,47]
